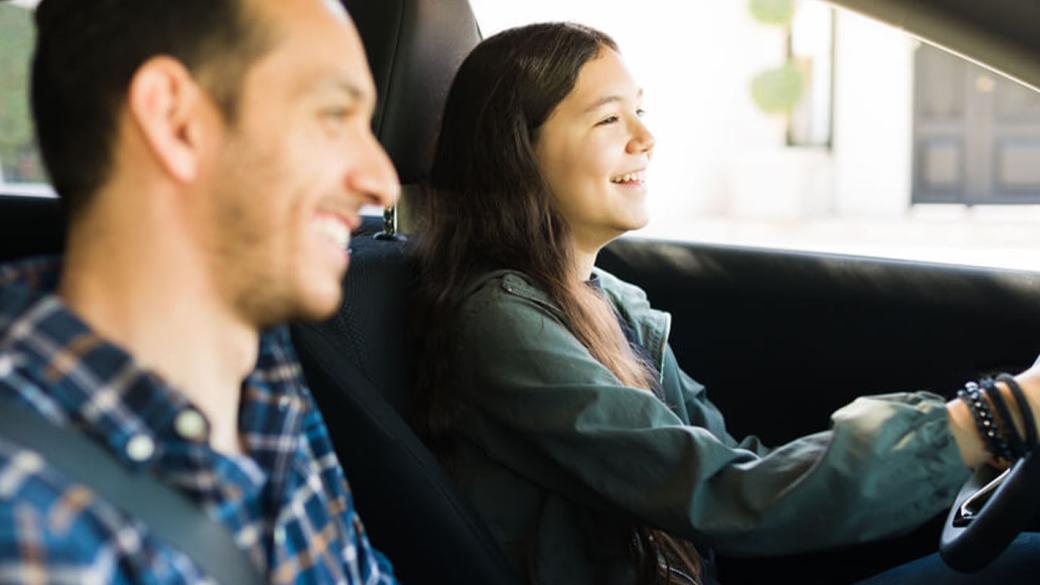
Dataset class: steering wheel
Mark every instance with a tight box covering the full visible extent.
[940,448,1040,572]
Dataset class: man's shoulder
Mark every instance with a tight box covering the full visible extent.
[0,436,79,514]
[0,354,121,577]
[0,256,62,325]
[0,434,205,584]
[0,437,117,577]
[0,348,67,425]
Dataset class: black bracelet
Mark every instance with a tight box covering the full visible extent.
[997,373,1038,450]
[981,377,1026,459]
[958,382,1014,463]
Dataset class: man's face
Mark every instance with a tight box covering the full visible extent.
[198,0,397,327]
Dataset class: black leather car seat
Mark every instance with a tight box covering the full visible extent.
[0,195,64,262]
[290,1,522,584]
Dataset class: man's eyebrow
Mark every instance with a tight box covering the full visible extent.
[583,89,644,114]
[313,77,368,101]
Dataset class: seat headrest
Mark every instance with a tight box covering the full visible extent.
[345,0,481,185]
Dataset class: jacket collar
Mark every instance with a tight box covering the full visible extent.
[466,268,672,378]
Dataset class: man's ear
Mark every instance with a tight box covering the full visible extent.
[126,56,211,184]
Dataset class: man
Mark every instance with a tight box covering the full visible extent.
[0,0,399,582]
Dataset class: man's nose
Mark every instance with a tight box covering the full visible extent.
[348,132,400,208]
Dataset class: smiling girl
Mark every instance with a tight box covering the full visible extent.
[411,22,1040,585]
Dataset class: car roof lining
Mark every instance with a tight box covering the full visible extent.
[829,0,1040,93]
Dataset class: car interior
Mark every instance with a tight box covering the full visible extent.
[2,0,1040,584]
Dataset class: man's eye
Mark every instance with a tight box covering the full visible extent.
[322,107,350,121]
[596,115,619,127]
[320,107,354,135]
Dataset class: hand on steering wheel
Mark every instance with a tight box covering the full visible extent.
[940,359,1040,572]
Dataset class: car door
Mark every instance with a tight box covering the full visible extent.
[597,236,1040,583]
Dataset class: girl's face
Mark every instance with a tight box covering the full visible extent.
[534,47,655,253]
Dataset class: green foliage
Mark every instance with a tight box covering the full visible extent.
[750,61,804,114]
[749,0,796,26]
[0,5,35,154]
[0,4,42,181]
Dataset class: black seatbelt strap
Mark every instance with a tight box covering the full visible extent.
[0,403,265,585]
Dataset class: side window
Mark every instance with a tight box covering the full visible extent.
[469,0,1040,272]
[913,43,1040,205]
[0,1,47,191]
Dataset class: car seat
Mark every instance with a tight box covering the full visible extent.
[289,1,522,584]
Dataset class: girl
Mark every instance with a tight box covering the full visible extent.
[411,22,1040,585]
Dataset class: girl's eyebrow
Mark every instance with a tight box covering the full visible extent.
[583,89,644,114]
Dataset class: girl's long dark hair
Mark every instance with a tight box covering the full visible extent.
[411,22,701,585]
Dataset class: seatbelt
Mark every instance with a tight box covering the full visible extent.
[0,404,265,585]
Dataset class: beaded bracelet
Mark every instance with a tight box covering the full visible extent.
[957,381,1015,463]
[981,377,1026,459]
[997,373,1038,450]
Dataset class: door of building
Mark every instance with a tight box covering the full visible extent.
[913,43,1040,204]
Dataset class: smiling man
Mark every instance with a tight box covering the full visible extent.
[0,0,399,582]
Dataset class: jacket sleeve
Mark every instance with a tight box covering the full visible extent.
[455,285,970,556]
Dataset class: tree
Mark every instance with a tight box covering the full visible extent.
[748,0,805,116]
[0,5,39,181]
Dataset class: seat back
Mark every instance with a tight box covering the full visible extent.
[290,1,522,583]
[291,224,519,584]
[0,195,64,263]
[345,0,481,185]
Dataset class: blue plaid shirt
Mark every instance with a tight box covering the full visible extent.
[0,257,397,584]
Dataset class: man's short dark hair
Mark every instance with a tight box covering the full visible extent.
[31,0,273,216]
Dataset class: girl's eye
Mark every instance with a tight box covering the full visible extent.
[636,108,647,118]
[596,115,619,127]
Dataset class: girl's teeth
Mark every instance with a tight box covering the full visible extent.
[612,172,643,184]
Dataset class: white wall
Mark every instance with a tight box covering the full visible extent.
[468,1,917,223]
[468,0,792,221]
[831,9,915,218]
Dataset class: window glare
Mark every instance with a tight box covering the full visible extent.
[468,0,1040,272]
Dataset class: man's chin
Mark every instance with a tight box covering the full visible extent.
[292,289,345,323]
[254,287,344,328]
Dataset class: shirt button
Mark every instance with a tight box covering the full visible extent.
[126,434,155,462]
[274,527,287,547]
[278,395,292,410]
[174,409,209,441]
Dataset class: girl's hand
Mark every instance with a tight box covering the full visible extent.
[1015,356,1040,441]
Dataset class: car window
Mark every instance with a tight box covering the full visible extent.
[0,0,47,195]
[4,0,1040,268]
[470,0,1040,272]
[0,0,393,216]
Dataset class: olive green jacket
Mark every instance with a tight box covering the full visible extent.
[448,268,969,584]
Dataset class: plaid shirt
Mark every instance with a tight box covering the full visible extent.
[0,257,397,584]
